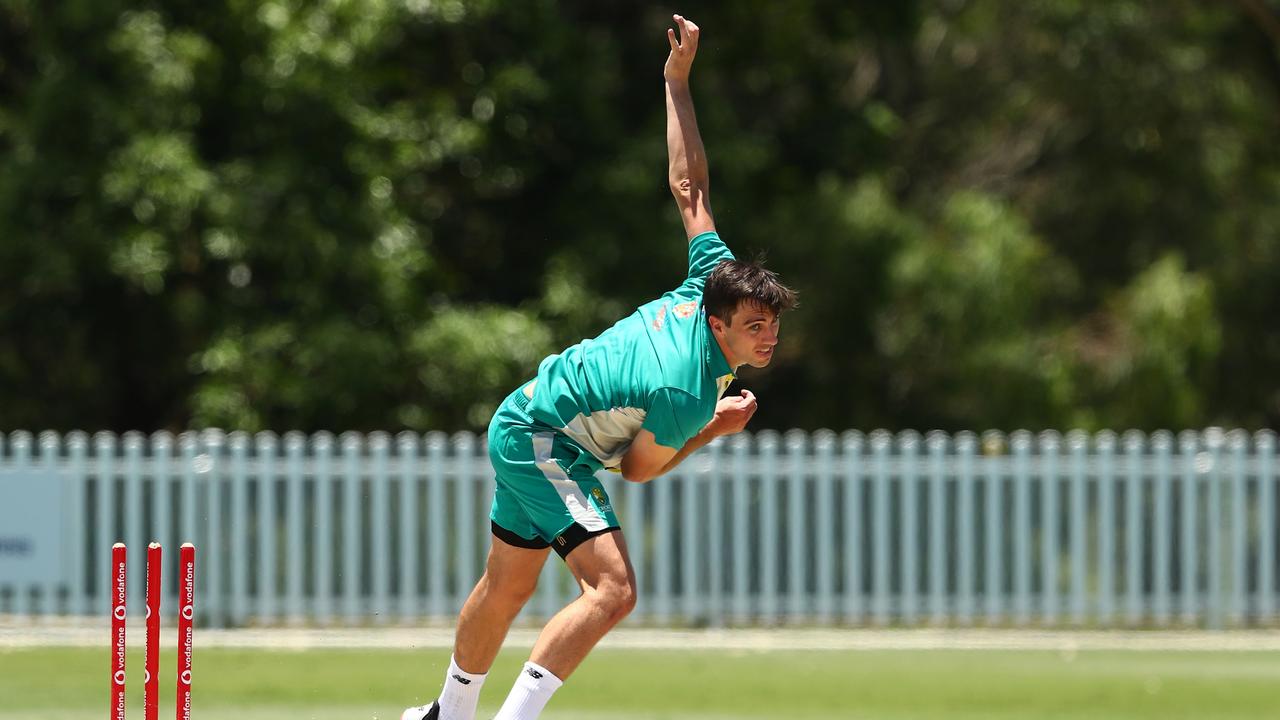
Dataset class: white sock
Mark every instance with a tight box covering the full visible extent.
[491,661,563,720]
[437,655,486,720]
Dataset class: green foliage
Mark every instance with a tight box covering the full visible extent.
[0,0,1276,432]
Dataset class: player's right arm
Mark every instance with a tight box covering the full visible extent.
[620,390,757,483]
[665,15,715,240]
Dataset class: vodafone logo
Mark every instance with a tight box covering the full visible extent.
[181,670,192,684]
[114,670,126,685]
[145,606,152,620]
[113,605,126,620]
[144,669,151,683]
[182,604,193,620]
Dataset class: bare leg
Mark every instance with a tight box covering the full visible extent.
[453,538,551,673]
[527,529,637,680]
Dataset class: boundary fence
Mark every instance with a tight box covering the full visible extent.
[0,428,1275,628]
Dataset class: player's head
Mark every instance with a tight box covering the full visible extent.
[704,257,798,369]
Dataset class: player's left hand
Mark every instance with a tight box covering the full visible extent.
[709,389,757,436]
[664,14,700,82]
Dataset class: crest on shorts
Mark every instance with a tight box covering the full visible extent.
[673,300,698,319]
[590,486,612,513]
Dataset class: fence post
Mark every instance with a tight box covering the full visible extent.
[1206,428,1225,630]
[341,432,363,622]
[899,431,921,625]
[177,433,198,622]
[1152,431,1173,625]
[369,432,391,624]
[314,431,335,625]
[95,432,118,622]
[871,430,891,625]
[424,431,446,620]
[1096,431,1117,626]
[956,432,977,626]
[815,430,837,625]
[286,431,308,624]
[151,432,173,615]
[982,430,1004,625]
[39,431,63,616]
[1179,430,1200,625]
[840,431,864,625]
[397,431,421,622]
[1040,431,1061,625]
[257,431,280,623]
[927,431,948,625]
[123,432,145,616]
[454,432,478,613]
[786,429,808,621]
[708,436,727,626]
[10,432,33,616]
[67,431,90,615]
[1259,431,1276,623]
[1011,430,1032,626]
[1122,430,1145,626]
[1067,429,1088,626]
[228,431,250,627]
[758,430,780,623]
[1228,429,1248,627]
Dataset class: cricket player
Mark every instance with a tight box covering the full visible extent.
[402,14,796,720]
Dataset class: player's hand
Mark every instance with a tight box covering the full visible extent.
[664,14,700,83]
[709,390,757,437]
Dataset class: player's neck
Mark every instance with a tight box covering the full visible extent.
[710,326,743,371]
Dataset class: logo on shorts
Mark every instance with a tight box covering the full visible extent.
[590,487,612,513]
[673,300,698,319]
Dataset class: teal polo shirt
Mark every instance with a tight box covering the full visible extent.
[525,231,737,468]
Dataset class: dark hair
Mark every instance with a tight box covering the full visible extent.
[703,256,798,324]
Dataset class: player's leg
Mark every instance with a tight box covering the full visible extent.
[402,388,554,720]
[403,528,551,720]
[491,527,636,720]
[530,528,636,677]
[454,530,552,673]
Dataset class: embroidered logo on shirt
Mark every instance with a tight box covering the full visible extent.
[673,300,698,319]
[652,303,668,331]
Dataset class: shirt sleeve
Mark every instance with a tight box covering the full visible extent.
[642,387,702,450]
[679,231,735,293]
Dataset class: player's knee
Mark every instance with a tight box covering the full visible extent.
[593,577,637,623]
[615,581,638,619]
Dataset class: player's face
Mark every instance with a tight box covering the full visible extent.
[711,301,781,369]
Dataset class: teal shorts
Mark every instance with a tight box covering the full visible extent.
[487,384,621,559]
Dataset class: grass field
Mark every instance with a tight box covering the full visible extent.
[3,645,1278,719]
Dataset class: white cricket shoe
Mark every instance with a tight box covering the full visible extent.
[400,700,440,720]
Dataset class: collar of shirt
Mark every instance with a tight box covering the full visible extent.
[702,310,734,391]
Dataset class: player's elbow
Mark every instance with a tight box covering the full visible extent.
[619,455,661,483]
[669,176,709,202]
[619,461,655,483]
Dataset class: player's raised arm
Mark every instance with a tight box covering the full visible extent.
[665,14,716,240]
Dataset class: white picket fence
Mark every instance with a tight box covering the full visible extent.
[0,428,1276,628]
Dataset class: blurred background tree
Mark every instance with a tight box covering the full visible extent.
[0,0,1276,433]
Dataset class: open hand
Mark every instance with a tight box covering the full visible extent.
[709,389,757,437]
[664,14,700,82]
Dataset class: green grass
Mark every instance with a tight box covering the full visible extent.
[2,645,1278,719]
